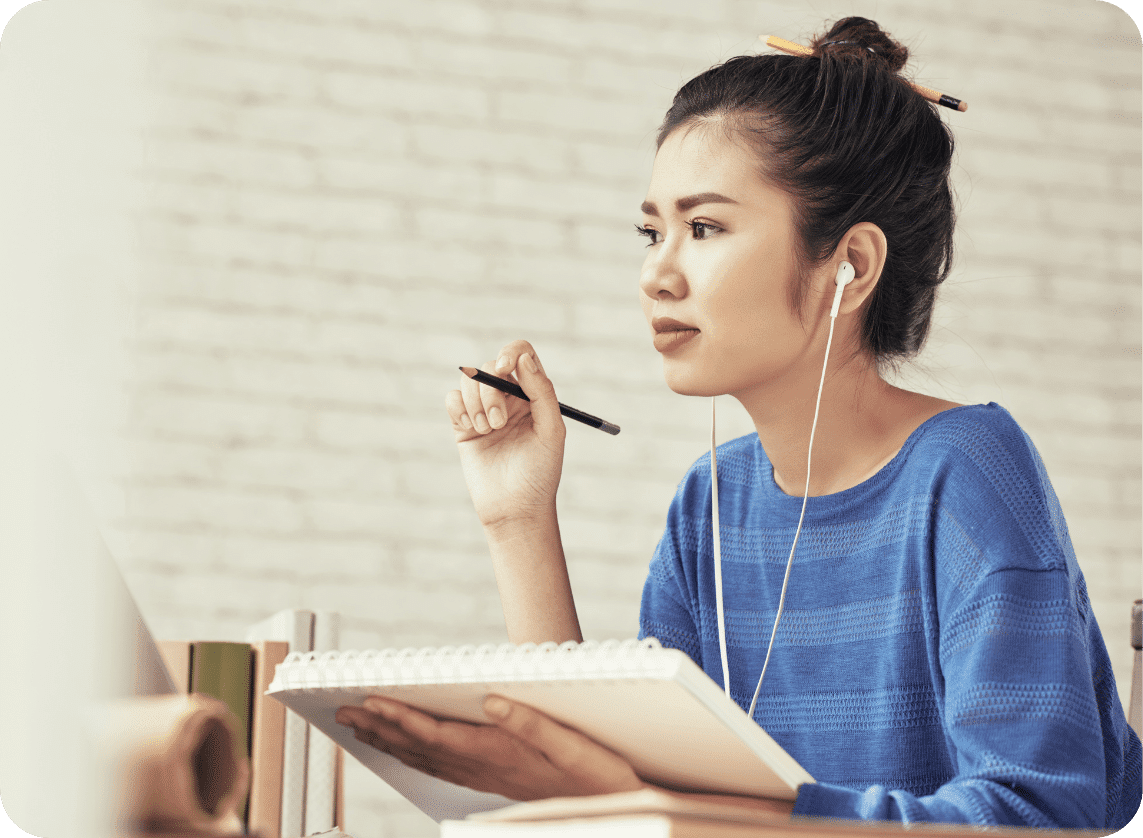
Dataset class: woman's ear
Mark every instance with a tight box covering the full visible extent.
[833,222,887,316]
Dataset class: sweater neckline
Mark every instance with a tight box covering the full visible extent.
[757,402,1000,509]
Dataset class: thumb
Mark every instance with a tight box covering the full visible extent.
[516,353,564,439]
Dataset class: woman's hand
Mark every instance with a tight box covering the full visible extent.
[445,340,567,530]
[334,695,647,801]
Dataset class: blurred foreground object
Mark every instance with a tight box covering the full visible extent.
[96,695,250,836]
[1,0,155,831]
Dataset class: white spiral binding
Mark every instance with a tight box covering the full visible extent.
[269,638,669,691]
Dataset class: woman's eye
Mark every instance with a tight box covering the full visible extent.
[635,224,661,246]
[688,221,720,240]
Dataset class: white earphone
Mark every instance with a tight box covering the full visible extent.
[830,260,855,318]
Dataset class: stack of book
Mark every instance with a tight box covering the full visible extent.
[158,609,342,838]
[442,789,1106,838]
[445,789,805,838]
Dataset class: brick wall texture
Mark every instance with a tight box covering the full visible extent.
[3,0,1140,836]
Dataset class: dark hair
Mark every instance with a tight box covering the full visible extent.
[657,17,955,364]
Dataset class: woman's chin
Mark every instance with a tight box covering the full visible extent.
[661,365,725,398]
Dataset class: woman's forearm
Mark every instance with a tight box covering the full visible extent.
[485,508,582,645]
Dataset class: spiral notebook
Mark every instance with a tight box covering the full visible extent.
[266,638,814,822]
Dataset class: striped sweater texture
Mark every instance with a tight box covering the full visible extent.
[638,403,1141,828]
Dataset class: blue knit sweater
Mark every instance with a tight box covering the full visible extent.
[638,403,1140,828]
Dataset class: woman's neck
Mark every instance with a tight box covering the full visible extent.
[733,350,955,497]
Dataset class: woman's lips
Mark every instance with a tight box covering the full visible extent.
[652,327,700,352]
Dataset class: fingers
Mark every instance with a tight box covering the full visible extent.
[363,697,446,746]
[512,352,564,442]
[483,696,642,791]
[337,696,644,801]
[336,701,460,765]
[335,704,423,754]
[354,697,488,758]
[482,696,586,769]
[338,698,525,788]
[490,339,545,380]
[447,340,557,437]
[445,387,473,433]
[454,361,500,434]
[483,341,563,441]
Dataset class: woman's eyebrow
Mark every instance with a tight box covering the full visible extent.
[640,192,738,216]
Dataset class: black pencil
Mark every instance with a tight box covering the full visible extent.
[459,366,621,436]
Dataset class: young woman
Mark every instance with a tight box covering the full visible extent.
[336,18,1141,829]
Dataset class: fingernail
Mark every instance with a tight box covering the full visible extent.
[495,356,511,373]
[488,406,504,428]
[460,413,473,430]
[484,696,510,718]
[474,413,491,433]
[521,353,538,374]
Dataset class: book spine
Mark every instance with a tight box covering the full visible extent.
[246,609,315,838]
[303,611,341,836]
[280,708,309,837]
[334,747,344,831]
[248,640,289,838]
[190,641,255,822]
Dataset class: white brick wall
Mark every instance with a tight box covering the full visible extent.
[2,0,1139,836]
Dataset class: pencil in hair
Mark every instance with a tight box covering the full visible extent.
[761,35,968,112]
[764,35,812,57]
[911,82,968,113]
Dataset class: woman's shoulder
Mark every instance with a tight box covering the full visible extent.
[908,403,1074,566]
[902,401,1045,479]
[892,402,1062,515]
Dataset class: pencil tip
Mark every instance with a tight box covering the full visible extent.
[459,366,477,377]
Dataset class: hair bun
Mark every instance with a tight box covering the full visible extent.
[812,16,908,73]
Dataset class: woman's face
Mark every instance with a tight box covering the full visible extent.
[638,124,826,399]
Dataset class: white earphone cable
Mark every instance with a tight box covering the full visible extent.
[711,264,851,719]
[744,306,840,720]
[710,397,732,698]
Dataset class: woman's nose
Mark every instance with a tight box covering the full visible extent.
[639,244,687,301]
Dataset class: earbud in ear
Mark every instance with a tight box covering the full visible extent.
[835,261,855,288]
[830,261,855,318]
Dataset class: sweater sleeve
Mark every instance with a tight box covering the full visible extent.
[638,477,705,667]
[635,457,713,667]
[791,568,1116,826]
[792,423,1140,828]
